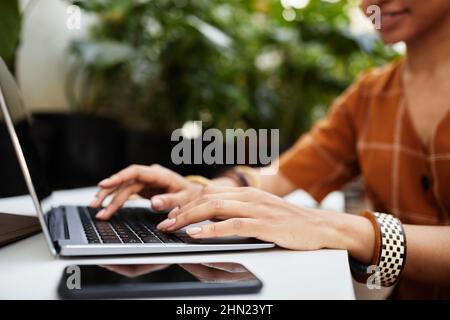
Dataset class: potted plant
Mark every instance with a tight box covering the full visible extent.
[64,0,397,179]
[66,0,247,177]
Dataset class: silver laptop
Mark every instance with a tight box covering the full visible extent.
[0,58,274,257]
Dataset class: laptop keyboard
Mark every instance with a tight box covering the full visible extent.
[78,207,185,244]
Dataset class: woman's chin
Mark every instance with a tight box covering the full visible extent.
[379,29,411,46]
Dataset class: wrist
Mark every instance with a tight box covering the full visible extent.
[322,212,375,264]
[185,175,240,188]
[211,177,240,187]
[216,166,261,188]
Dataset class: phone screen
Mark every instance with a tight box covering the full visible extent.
[81,264,200,284]
[58,263,262,299]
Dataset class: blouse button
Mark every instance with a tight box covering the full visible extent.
[421,175,431,192]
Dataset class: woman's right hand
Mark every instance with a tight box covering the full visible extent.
[90,164,204,220]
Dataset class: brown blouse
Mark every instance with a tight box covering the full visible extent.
[279,58,450,299]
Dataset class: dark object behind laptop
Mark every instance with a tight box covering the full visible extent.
[0,212,41,247]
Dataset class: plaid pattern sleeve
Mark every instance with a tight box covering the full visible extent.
[279,59,450,227]
[278,72,370,202]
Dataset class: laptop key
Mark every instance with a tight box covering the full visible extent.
[101,234,119,239]
[142,236,163,243]
[80,207,184,244]
[122,238,141,243]
[175,233,206,244]
[153,231,179,243]
[102,238,122,243]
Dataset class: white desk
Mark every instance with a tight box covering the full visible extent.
[0,187,355,300]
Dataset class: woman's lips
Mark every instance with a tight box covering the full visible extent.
[381,10,410,30]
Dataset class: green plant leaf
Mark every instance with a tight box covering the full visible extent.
[0,0,21,62]
[187,15,233,50]
[67,0,398,143]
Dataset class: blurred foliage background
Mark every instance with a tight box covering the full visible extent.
[67,0,398,147]
[0,0,21,73]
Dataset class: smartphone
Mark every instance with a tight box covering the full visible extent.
[57,262,263,299]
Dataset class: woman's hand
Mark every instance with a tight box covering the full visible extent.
[157,186,375,262]
[90,164,203,220]
[157,186,332,251]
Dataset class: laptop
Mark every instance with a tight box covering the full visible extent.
[0,58,274,257]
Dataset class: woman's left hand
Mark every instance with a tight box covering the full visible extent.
[156,186,374,257]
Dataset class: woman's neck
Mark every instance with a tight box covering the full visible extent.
[406,14,450,75]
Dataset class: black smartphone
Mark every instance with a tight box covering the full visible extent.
[57,262,262,299]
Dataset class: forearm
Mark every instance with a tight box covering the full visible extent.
[323,212,376,264]
[258,169,297,196]
[401,225,450,286]
[328,213,450,286]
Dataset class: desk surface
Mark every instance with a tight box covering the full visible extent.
[0,188,355,300]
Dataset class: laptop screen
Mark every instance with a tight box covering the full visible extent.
[0,59,51,201]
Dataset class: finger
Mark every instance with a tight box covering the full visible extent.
[90,186,117,208]
[93,184,171,208]
[164,200,256,231]
[99,165,182,190]
[151,191,188,211]
[96,183,144,220]
[175,190,255,218]
[197,185,244,194]
[94,165,182,206]
[162,200,257,231]
[186,218,261,238]
[97,166,146,187]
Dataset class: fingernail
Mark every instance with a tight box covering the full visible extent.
[151,197,163,210]
[96,209,106,218]
[167,207,180,218]
[98,178,110,186]
[157,218,176,230]
[186,227,202,236]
